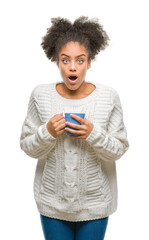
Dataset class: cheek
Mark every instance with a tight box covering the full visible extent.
[61,64,67,71]
[59,67,67,79]
[59,66,65,75]
[80,66,87,75]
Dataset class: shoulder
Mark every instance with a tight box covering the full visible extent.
[29,83,53,99]
[94,82,122,108]
[95,82,119,98]
[96,82,117,93]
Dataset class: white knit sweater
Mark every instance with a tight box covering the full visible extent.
[20,80,129,222]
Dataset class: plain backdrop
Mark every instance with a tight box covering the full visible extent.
[0,0,149,239]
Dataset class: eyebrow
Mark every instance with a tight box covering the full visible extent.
[60,54,86,58]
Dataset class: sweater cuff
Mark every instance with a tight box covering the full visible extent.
[38,122,56,142]
[85,124,102,143]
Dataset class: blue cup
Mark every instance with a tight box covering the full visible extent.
[63,113,85,136]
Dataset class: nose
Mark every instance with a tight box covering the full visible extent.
[69,61,76,71]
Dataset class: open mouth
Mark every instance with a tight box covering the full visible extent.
[69,76,78,80]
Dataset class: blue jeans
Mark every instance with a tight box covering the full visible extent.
[40,214,109,240]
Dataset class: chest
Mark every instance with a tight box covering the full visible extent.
[37,94,112,131]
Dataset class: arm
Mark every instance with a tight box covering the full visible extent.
[19,86,56,159]
[85,90,129,161]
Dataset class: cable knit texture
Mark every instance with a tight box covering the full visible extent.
[20,80,129,222]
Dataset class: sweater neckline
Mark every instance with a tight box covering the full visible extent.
[52,80,98,106]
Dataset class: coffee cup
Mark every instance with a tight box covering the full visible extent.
[63,113,85,136]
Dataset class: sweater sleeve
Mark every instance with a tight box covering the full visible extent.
[19,86,56,159]
[85,89,129,161]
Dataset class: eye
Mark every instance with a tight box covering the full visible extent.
[77,59,84,64]
[63,59,69,63]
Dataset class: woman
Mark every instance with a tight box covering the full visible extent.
[20,16,129,240]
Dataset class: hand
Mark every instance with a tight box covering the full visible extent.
[65,114,94,139]
[46,113,66,138]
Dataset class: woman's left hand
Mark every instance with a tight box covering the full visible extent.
[65,114,94,139]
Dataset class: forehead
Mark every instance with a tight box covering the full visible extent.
[59,41,88,57]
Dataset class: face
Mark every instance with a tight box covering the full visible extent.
[57,41,91,94]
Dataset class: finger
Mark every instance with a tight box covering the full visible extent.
[57,128,66,135]
[54,113,64,122]
[70,114,84,124]
[55,122,66,131]
[65,121,82,129]
[65,127,84,135]
[59,118,66,124]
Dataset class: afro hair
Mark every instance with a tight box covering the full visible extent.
[41,16,110,62]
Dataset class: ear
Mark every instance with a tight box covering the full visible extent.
[56,61,59,68]
[87,59,91,69]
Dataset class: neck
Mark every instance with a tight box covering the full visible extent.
[56,81,96,100]
[61,82,87,98]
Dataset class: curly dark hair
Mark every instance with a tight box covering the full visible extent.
[41,16,110,62]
